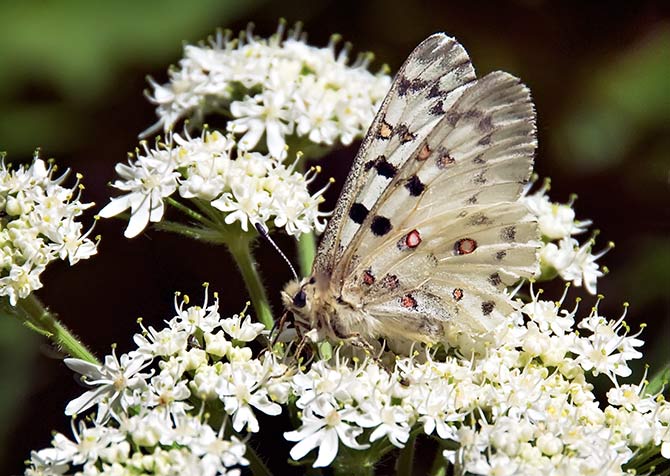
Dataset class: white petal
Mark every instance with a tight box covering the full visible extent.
[288,429,322,461]
[313,429,339,467]
[265,121,286,158]
[98,196,131,218]
[124,197,151,238]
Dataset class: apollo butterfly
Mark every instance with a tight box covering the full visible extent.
[282,34,538,348]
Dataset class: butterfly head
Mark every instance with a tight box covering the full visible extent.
[281,274,330,330]
[282,276,315,314]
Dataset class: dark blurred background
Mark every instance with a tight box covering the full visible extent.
[1,1,668,474]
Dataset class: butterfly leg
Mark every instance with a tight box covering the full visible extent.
[289,319,318,367]
[270,309,290,346]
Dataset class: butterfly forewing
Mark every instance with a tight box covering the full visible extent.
[291,34,539,349]
[313,33,477,275]
[333,67,538,344]
[341,71,537,274]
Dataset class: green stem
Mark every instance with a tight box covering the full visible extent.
[165,196,214,226]
[333,463,374,476]
[244,442,274,476]
[428,439,453,476]
[396,433,416,476]
[297,231,317,276]
[15,294,99,364]
[227,236,274,329]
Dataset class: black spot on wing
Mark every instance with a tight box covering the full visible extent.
[446,110,461,126]
[382,274,399,290]
[482,300,495,316]
[429,100,444,116]
[364,155,397,179]
[349,203,369,224]
[397,75,411,96]
[489,273,502,286]
[371,215,392,236]
[473,171,487,185]
[477,134,492,146]
[405,175,425,196]
[463,109,483,121]
[436,148,455,169]
[468,213,493,226]
[500,226,517,242]
[410,77,430,93]
[427,83,443,99]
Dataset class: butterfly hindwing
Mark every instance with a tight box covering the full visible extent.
[336,71,538,345]
[313,34,477,276]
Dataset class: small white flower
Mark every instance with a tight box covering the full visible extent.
[229,89,294,158]
[365,403,411,448]
[64,350,152,422]
[220,313,266,341]
[98,143,179,238]
[216,365,282,432]
[561,239,610,295]
[285,404,369,467]
[523,182,591,240]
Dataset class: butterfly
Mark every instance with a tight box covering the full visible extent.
[282,33,538,352]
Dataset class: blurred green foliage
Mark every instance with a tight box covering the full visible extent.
[554,28,670,172]
[0,319,38,461]
[0,0,264,154]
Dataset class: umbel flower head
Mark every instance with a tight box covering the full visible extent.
[143,22,392,158]
[25,287,670,476]
[99,130,329,239]
[523,177,612,294]
[0,152,98,305]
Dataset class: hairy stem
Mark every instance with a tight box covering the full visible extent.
[244,442,274,476]
[14,294,99,364]
[396,433,416,476]
[297,231,317,276]
[227,236,274,329]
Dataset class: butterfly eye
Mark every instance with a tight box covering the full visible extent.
[292,289,307,308]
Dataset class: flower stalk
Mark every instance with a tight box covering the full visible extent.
[297,231,317,276]
[227,235,274,330]
[13,294,99,364]
[395,433,417,476]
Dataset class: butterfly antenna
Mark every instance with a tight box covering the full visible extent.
[254,222,299,281]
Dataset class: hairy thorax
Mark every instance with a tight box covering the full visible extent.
[282,273,372,342]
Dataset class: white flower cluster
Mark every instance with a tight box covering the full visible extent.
[284,289,664,474]
[26,291,264,476]
[99,131,329,238]
[144,24,391,158]
[0,153,97,305]
[26,286,669,475]
[524,179,612,294]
